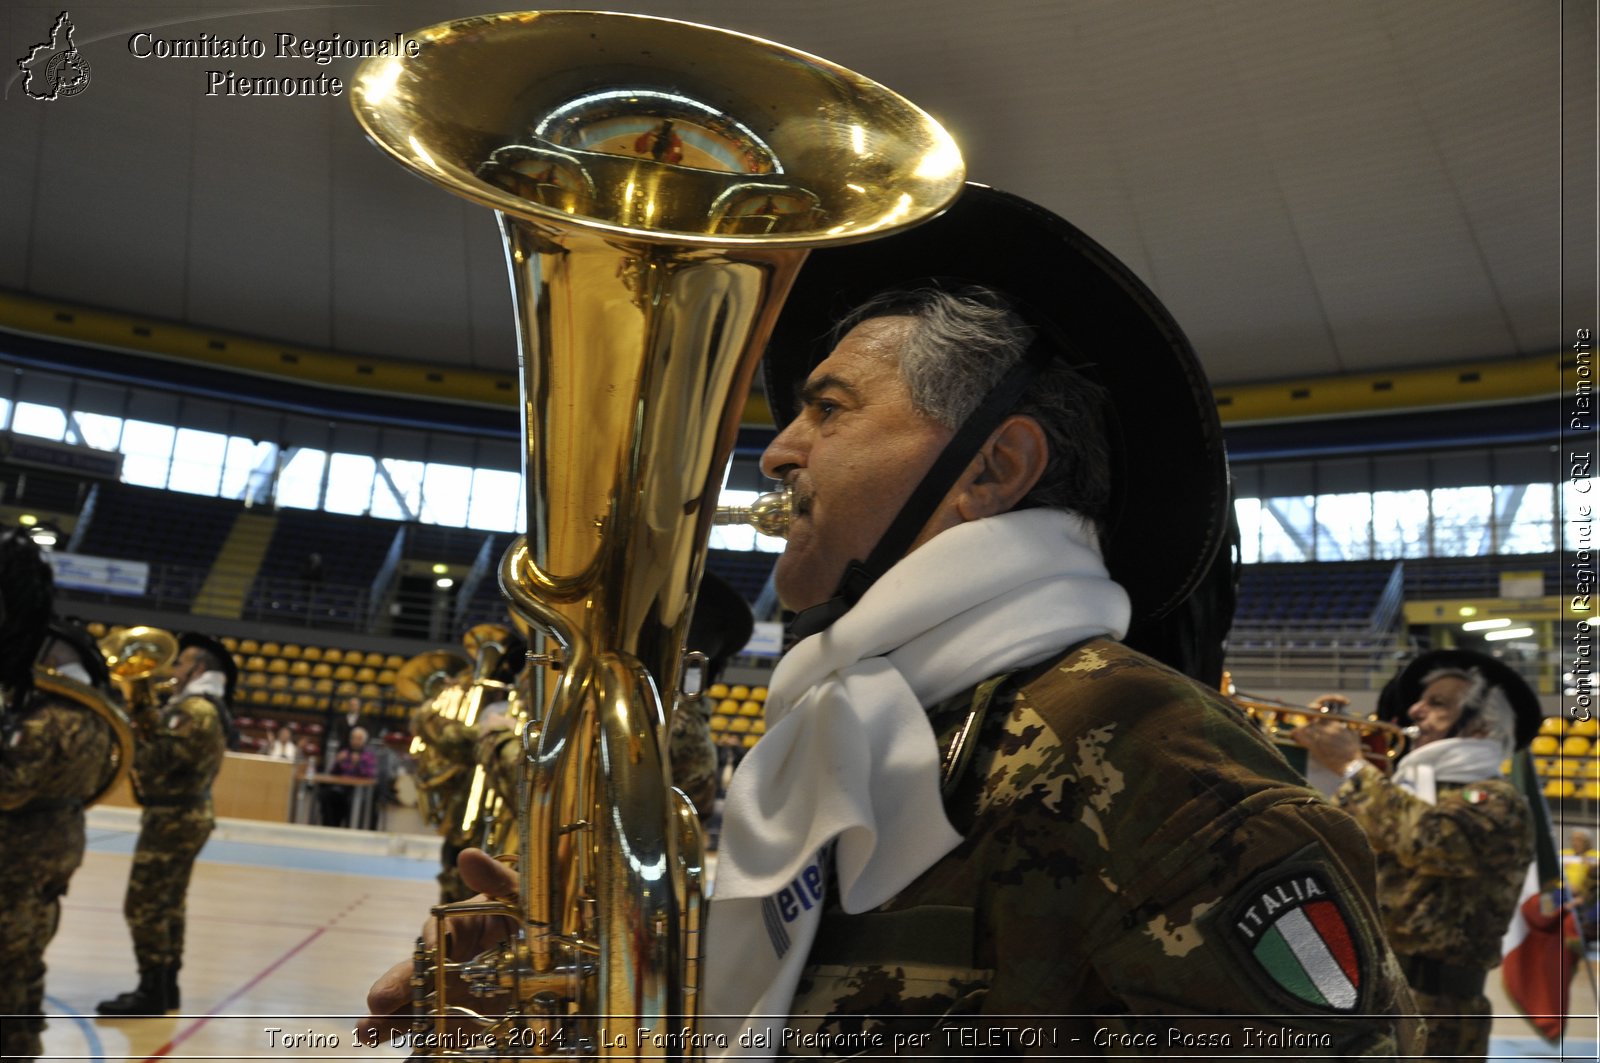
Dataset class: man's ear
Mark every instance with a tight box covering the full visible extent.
[954,414,1049,521]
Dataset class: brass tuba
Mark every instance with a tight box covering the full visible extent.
[99,626,178,718]
[31,666,137,806]
[351,10,962,1056]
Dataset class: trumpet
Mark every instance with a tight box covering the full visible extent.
[1222,672,1415,774]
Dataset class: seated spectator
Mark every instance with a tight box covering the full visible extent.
[319,727,376,827]
[265,725,298,762]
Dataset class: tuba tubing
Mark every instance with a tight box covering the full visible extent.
[32,665,137,807]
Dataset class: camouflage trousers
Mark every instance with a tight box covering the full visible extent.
[125,803,214,970]
[1408,987,1491,1061]
[0,806,87,1061]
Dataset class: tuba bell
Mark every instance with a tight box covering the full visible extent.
[99,626,179,718]
[351,10,962,1057]
[31,665,136,806]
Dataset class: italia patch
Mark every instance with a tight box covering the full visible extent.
[1228,867,1362,1012]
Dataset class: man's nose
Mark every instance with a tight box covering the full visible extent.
[760,423,805,481]
[1407,700,1428,722]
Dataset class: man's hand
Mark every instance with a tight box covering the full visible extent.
[360,848,522,1038]
[1291,719,1365,775]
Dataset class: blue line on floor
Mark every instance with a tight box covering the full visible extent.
[85,828,437,880]
[44,994,105,1062]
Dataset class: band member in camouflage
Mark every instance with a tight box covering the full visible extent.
[97,632,233,1017]
[0,531,118,1062]
[1296,649,1541,1061]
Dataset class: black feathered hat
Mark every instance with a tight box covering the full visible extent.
[178,631,238,704]
[689,571,756,684]
[762,183,1230,627]
[1375,649,1543,751]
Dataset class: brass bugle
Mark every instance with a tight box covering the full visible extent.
[1223,673,1415,772]
[713,484,793,538]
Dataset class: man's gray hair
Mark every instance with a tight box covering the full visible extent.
[835,285,1113,541]
[1421,666,1517,758]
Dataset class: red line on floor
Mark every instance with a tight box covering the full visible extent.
[138,893,369,1061]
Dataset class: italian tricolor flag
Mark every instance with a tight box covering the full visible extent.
[1251,900,1361,1010]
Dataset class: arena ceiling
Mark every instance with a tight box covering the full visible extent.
[1,0,1593,422]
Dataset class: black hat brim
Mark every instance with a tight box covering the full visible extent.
[762,183,1229,622]
[1375,649,1543,750]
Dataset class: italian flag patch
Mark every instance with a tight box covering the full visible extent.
[1231,870,1361,1011]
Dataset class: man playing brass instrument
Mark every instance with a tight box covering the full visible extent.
[1294,650,1540,1061]
[365,186,1419,1053]
[97,632,235,1016]
[0,528,118,1062]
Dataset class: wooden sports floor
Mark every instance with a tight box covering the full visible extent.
[35,809,1600,1061]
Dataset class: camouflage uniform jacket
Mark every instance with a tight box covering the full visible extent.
[1,691,116,815]
[133,692,226,806]
[670,693,719,820]
[1335,762,1532,971]
[785,639,1420,1057]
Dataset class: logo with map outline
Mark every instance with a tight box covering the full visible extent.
[17,11,92,101]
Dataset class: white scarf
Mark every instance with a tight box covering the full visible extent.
[702,509,1130,1055]
[180,671,228,701]
[1391,736,1507,805]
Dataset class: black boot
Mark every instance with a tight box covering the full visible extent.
[164,964,181,1010]
[95,966,174,1015]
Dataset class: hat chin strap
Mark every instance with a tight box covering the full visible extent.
[787,352,1044,640]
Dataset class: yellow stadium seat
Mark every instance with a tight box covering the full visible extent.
[280,644,302,660]
[289,660,311,677]
[260,642,282,657]
[321,648,343,664]
[245,655,267,672]
[311,662,332,679]
[742,733,760,748]
[220,636,238,652]
[355,667,377,683]
[751,718,765,734]
[739,700,762,716]
[377,669,396,685]
[1539,716,1567,736]
[302,646,322,662]
[1579,780,1600,802]
[1530,736,1561,756]
[1544,779,1576,800]
[243,672,268,689]
[238,638,260,655]
[1549,759,1575,778]
[717,699,740,716]
[363,651,385,668]
[728,717,751,733]
[1562,736,1592,758]
[1583,759,1600,781]
[290,676,312,693]
[359,683,382,698]
[247,689,270,706]
[293,693,318,710]
[336,680,359,695]
[729,684,750,700]
[750,686,768,700]
[333,665,355,682]
[270,692,293,708]
[1571,718,1600,738]
[709,715,728,732]
[267,658,288,675]
[268,674,290,691]
[709,683,730,700]
[384,654,406,670]
[87,622,108,638]
[313,678,334,695]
